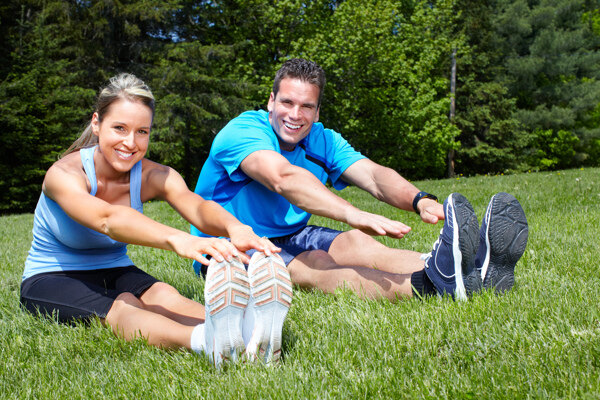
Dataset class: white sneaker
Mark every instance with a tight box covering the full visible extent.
[204,257,249,366]
[244,252,293,364]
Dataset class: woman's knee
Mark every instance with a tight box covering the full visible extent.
[139,282,180,304]
[106,292,142,320]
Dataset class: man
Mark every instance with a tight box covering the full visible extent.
[191,58,529,301]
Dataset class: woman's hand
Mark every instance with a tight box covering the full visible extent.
[167,233,243,266]
[227,224,281,263]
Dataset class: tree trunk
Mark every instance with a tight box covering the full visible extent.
[447,47,457,178]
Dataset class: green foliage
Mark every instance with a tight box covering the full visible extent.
[527,128,580,170]
[583,7,600,35]
[0,2,95,213]
[147,42,261,185]
[2,0,600,211]
[173,0,339,104]
[293,0,459,179]
[454,80,529,174]
[453,0,529,175]
[495,0,600,167]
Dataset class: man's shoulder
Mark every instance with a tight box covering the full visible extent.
[304,123,345,147]
[224,109,269,128]
[215,110,269,140]
[211,109,277,157]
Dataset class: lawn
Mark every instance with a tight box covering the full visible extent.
[1,168,599,399]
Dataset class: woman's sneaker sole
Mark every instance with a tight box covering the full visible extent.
[204,257,249,366]
[245,253,293,364]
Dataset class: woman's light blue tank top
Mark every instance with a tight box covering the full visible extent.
[22,146,143,280]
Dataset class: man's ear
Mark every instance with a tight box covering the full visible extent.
[267,92,275,112]
[314,106,320,122]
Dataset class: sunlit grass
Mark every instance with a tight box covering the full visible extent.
[1,168,599,398]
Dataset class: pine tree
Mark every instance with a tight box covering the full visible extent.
[495,0,600,170]
[452,0,529,175]
[0,1,94,213]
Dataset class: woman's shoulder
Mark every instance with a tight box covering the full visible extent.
[141,158,171,176]
[141,158,181,186]
[43,150,89,195]
[140,158,186,201]
[46,150,86,179]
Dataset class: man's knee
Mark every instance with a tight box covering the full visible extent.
[288,249,342,288]
[291,249,335,270]
[339,229,381,246]
[331,230,387,256]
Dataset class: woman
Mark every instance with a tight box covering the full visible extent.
[20,73,291,366]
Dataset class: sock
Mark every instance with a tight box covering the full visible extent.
[190,323,206,354]
[411,269,437,298]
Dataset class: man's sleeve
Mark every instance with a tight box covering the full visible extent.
[212,118,278,182]
[326,129,366,189]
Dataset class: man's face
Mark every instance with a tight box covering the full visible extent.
[268,78,320,151]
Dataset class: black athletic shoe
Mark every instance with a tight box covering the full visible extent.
[422,193,482,300]
[475,192,529,293]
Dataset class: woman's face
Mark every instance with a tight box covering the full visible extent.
[91,98,152,173]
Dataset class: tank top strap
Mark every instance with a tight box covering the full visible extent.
[129,160,143,213]
[79,146,143,212]
[80,146,98,196]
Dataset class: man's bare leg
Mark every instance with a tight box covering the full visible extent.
[328,229,425,275]
[287,249,414,301]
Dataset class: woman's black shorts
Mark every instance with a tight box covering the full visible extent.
[20,266,159,323]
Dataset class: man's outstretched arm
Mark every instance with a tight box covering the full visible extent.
[240,150,412,238]
[340,158,444,224]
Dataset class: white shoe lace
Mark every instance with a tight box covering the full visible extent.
[420,228,444,263]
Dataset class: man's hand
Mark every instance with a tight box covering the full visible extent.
[417,198,444,224]
[345,209,412,239]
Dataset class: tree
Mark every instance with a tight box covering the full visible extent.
[291,0,460,179]
[0,0,179,213]
[147,42,261,185]
[0,1,94,213]
[495,0,600,170]
[453,0,529,175]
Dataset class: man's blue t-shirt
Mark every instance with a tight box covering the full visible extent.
[191,110,365,238]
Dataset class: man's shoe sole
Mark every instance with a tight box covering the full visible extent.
[246,253,292,364]
[451,193,482,299]
[480,192,529,293]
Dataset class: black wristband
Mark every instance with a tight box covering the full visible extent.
[412,191,438,215]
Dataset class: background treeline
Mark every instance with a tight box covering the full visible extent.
[1,0,599,214]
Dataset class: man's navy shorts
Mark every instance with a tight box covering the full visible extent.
[193,225,343,277]
[20,266,159,323]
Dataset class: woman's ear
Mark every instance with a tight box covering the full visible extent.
[91,113,100,137]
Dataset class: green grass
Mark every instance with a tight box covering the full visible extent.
[2,168,600,399]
